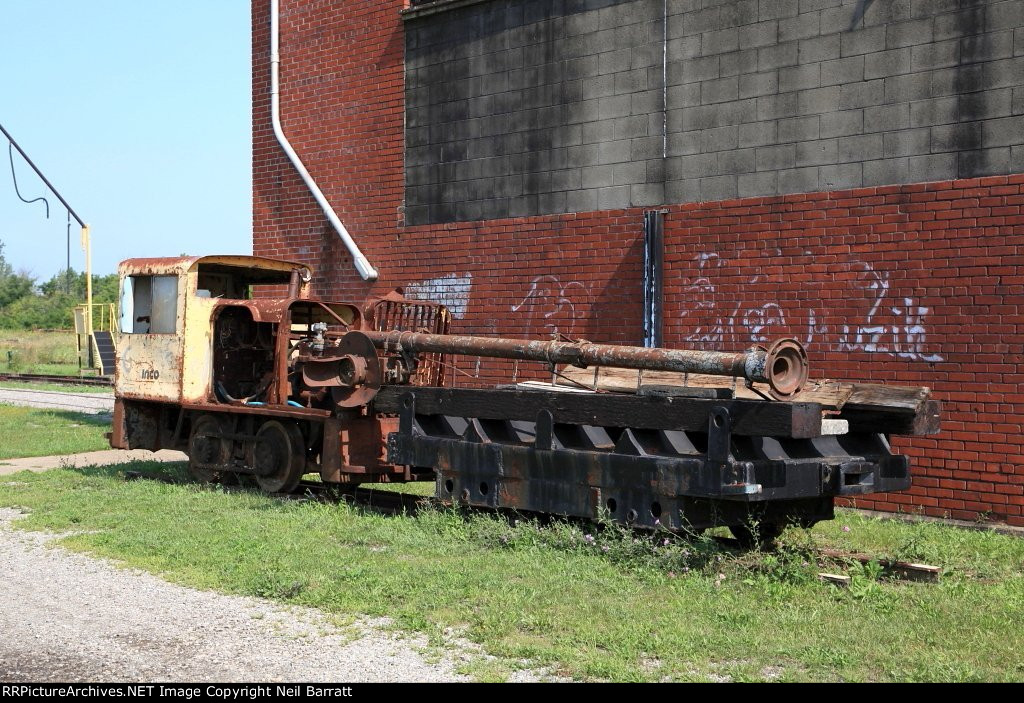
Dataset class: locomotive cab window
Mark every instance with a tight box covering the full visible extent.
[120,275,178,334]
[196,272,249,299]
[195,263,296,300]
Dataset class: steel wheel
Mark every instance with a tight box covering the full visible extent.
[253,420,306,494]
[188,414,231,483]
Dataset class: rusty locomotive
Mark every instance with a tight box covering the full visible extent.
[110,255,940,543]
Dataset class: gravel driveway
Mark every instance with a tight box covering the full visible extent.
[0,507,473,682]
[0,387,114,415]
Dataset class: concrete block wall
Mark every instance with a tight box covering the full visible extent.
[404,0,667,224]
[665,0,1024,202]
[405,0,1024,223]
[253,0,1024,525]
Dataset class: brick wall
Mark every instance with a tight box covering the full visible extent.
[660,175,1024,523]
[253,0,1024,525]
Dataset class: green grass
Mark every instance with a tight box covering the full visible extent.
[0,463,1021,682]
[0,406,111,459]
[361,480,437,496]
[0,330,80,375]
[0,381,113,394]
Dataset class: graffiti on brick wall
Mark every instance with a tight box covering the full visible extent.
[405,273,473,319]
[835,262,944,362]
[511,275,588,339]
[680,252,943,362]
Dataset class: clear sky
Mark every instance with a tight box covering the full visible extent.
[0,1,251,281]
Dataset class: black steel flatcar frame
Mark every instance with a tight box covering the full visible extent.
[378,386,912,532]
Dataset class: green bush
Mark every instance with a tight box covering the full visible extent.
[0,238,118,330]
[0,292,78,329]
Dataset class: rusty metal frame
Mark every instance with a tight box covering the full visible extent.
[385,388,911,531]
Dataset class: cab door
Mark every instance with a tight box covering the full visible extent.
[115,273,185,402]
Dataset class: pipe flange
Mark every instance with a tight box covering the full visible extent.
[763,338,809,400]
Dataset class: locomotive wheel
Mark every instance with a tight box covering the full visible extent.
[729,521,785,549]
[188,414,231,484]
[252,420,306,494]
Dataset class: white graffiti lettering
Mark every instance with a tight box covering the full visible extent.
[511,275,587,339]
[679,253,943,362]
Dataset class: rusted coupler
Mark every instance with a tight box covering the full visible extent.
[362,330,809,400]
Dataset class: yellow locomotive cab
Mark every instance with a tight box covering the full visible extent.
[115,255,312,405]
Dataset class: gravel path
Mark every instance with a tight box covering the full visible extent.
[0,449,186,476]
[0,387,114,414]
[0,508,474,682]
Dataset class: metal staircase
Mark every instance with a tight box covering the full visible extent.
[74,303,117,377]
[92,330,116,376]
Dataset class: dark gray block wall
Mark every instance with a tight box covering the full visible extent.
[404,0,1024,224]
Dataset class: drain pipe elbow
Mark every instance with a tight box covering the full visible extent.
[269,0,379,281]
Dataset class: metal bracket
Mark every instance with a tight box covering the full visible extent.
[398,391,416,436]
[707,406,732,464]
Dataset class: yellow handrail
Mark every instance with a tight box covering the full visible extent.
[73,303,117,336]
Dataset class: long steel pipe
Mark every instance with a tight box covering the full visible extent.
[363,331,809,399]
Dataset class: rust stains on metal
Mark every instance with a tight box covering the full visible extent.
[118,255,312,279]
[362,330,810,399]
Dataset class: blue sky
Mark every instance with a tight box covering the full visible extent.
[0,2,251,280]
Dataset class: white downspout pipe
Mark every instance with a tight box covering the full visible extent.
[270,0,379,281]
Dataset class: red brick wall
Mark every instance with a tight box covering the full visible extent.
[661,179,1024,525]
[253,0,643,368]
[253,1,1024,525]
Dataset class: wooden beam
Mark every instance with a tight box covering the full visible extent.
[820,549,942,583]
[818,572,851,587]
[557,366,940,437]
[840,399,942,436]
[844,384,931,415]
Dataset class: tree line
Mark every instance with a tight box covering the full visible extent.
[0,240,117,329]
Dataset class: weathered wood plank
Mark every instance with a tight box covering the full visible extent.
[373,386,824,438]
[818,573,851,587]
[557,367,934,418]
[820,549,942,583]
[840,399,942,436]
[844,384,931,414]
[556,365,939,437]
[556,366,855,408]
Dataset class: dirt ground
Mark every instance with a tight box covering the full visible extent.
[0,507,475,682]
[0,449,185,476]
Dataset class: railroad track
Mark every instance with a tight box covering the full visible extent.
[0,373,112,387]
[298,480,427,515]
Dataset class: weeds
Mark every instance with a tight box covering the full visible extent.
[469,508,727,575]
[1,465,1022,681]
[0,331,79,375]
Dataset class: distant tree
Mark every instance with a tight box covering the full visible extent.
[0,241,35,309]
[39,268,119,304]
[0,292,76,329]
[0,241,118,330]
